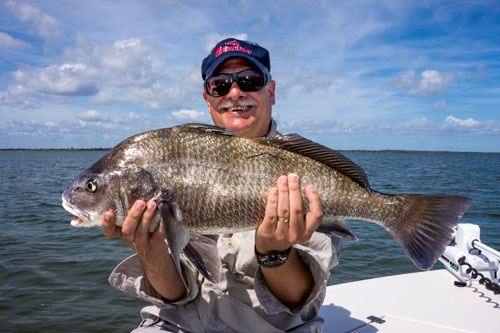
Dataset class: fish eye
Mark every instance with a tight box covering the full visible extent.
[85,179,98,193]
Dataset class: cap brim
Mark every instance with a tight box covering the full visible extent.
[203,52,269,79]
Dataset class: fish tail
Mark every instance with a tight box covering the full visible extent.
[388,194,473,270]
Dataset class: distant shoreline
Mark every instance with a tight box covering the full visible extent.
[1,148,499,154]
[0,148,110,151]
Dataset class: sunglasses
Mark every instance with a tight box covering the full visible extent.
[204,69,271,97]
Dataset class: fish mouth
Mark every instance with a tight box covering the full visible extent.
[62,196,90,227]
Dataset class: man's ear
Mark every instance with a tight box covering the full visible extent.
[267,80,276,106]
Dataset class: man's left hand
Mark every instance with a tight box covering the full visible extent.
[255,174,323,254]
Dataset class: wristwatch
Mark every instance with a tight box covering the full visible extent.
[254,246,292,268]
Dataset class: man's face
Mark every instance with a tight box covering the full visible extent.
[203,58,275,139]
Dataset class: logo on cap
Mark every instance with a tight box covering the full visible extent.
[215,40,252,57]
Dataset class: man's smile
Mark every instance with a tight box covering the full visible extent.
[221,104,254,113]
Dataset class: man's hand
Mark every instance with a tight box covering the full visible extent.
[103,201,166,262]
[255,174,323,308]
[255,174,323,254]
[101,200,187,300]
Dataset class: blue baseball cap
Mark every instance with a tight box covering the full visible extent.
[201,38,271,80]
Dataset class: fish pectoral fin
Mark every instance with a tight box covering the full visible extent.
[317,217,358,240]
[158,200,190,291]
[184,235,221,284]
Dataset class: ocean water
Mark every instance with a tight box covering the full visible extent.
[1,150,499,332]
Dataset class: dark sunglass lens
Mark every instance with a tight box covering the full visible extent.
[237,71,264,92]
[207,75,231,96]
[206,70,266,96]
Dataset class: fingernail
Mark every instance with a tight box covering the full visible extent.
[147,200,156,209]
[104,213,112,222]
[289,173,298,182]
[135,201,145,209]
[280,175,288,184]
[305,185,315,193]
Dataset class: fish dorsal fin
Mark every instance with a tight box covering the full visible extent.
[179,123,235,136]
[264,134,371,189]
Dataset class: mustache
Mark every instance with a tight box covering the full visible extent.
[217,98,258,111]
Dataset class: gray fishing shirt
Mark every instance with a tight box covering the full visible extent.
[108,120,341,332]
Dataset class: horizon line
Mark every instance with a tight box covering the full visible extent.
[1,148,499,154]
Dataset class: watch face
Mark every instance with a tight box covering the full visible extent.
[255,247,292,268]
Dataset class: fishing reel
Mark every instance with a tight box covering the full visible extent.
[439,224,499,292]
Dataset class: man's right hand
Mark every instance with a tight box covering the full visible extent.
[101,200,187,301]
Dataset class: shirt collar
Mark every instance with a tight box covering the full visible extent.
[266,118,279,137]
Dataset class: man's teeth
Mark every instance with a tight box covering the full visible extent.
[224,105,251,112]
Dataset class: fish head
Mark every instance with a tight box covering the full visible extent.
[62,169,111,227]
[62,145,160,228]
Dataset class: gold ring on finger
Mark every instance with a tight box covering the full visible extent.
[278,217,289,223]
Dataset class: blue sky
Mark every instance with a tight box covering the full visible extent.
[1,0,499,151]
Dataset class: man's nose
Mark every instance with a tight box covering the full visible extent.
[225,81,246,100]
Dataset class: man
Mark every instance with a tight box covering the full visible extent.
[102,38,340,332]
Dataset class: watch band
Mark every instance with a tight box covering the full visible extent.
[254,245,292,268]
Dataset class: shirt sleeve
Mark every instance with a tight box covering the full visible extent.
[108,253,202,309]
[254,232,340,315]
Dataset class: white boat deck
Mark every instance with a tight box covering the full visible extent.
[320,269,500,332]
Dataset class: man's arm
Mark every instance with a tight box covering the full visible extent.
[102,200,187,301]
[255,174,323,309]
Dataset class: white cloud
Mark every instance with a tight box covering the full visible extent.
[167,109,210,122]
[65,37,165,87]
[275,67,335,96]
[417,70,453,97]
[0,109,204,148]
[279,116,500,136]
[0,32,31,50]
[5,0,62,39]
[444,116,478,128]
[392,69,453,98]
[126,112,144,121]
[0,84,41,109]
[13,63,98,96]
[204,33,248,52]
[388,117,439,134]
[433,100,448,109]
[1,37,202,110]
[74,110,151,130]
[2,112,499,149]
[442,116,500,134]
[78,110,107,122]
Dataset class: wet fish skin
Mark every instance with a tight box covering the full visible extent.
[62,123,472,284]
